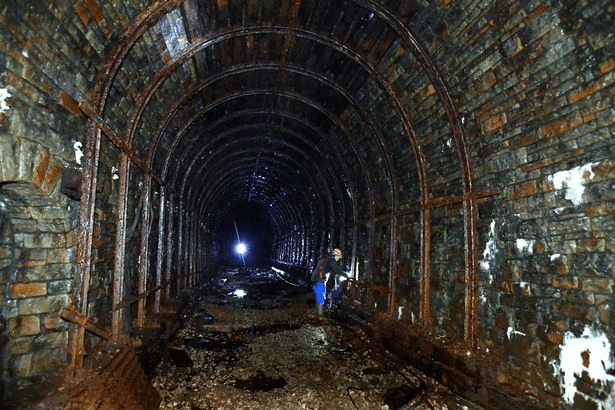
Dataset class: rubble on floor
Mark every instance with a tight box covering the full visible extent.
[152,267,483,409]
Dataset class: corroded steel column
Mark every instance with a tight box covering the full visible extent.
[67,119,101,379]
[136,174,152,328]
[111,153,131,341]
[165,192,175,300]
[155,186,166,312]
[177,202,184,293]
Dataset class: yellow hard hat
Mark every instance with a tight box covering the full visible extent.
[332,248,343,257]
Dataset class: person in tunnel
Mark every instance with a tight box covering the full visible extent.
[310,248,348,317]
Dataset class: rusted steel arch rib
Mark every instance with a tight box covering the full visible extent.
[186,125,335,226]
[71,0,180,378]
[198,164,307,235]
[184,125,332,242]
[192,146,336,240]
[146,64,376,203]
[161,89,373,246]
[127,29,413,285]
[91,0,179,114]
[355,0,480,344]
[126,29,401,205]
[198,167,305,239]
[191,146,321,225]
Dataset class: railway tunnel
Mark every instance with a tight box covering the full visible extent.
[0,0,614,408]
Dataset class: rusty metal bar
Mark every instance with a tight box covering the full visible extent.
[355,0,481,347]
[111,153,131,342]
[165,192,174,301]
[113,280,172,312]
[136,174,152,328]
[370,190,500,222]
[177,201,184,294]
[154,186,166,312]
[67,119,101,380]
[388,213,398,317]
[60,306,111,340]
[69,0,179,378]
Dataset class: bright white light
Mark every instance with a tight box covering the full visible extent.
[235,242,247,255]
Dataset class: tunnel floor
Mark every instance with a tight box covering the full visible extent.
[151,267,483,409]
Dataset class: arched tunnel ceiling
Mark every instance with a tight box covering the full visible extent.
[96,0,468,238]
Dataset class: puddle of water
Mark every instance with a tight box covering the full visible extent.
[383,383,426,409]
[184,337,245,352]
[233,370,286,392]
[168,348,193,367]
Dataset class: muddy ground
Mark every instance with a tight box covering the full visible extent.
[151,267,483,410]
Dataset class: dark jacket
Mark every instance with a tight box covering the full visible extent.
[310,254,347,283]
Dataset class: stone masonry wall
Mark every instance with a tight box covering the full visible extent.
[373,0,615,408]
[0,1,131,407]
[0,182,78,407]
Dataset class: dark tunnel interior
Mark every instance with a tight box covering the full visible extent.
[215,202,274,267]
[1,0,614,408]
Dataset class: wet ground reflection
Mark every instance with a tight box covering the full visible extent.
[152,267,482,409]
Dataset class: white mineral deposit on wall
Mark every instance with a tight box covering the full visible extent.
[0,88,10,112]
[554,326,615,409]
[549,163,597,206]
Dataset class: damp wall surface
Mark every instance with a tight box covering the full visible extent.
[358,1,615,408]
[0,1,614,409]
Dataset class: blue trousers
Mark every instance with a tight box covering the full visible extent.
[312,282,326,305]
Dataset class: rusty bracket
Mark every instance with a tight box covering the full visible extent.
[370,189,500,222]
[112,280,171,312]
[60,305,111,340]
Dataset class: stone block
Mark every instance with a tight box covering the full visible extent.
[34,331,69,349]
[9,315,41,337]
[31,348,68,376]
[0,244,12,258]
[580,277,613,293]
[506,180,537,200]
[32,149,50,187]
[541,112,583,138]
[576,238,606,252]
[599,58,615,74]
[11,353,33,378]
[23,248,47,261]
[48,279,71,294]
[44,161,63,187]
[482,112,508,133]
[11,282,47,297]
[43,314,71,331]
[10,336,36,355]
[550,275,578,289]
[58,90,81,116]
[19,294,70,315]
[4,298,19,318]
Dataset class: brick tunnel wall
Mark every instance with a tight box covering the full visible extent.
[0,1,614,409]
[0,1,102,406]
[355,1,615,409]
